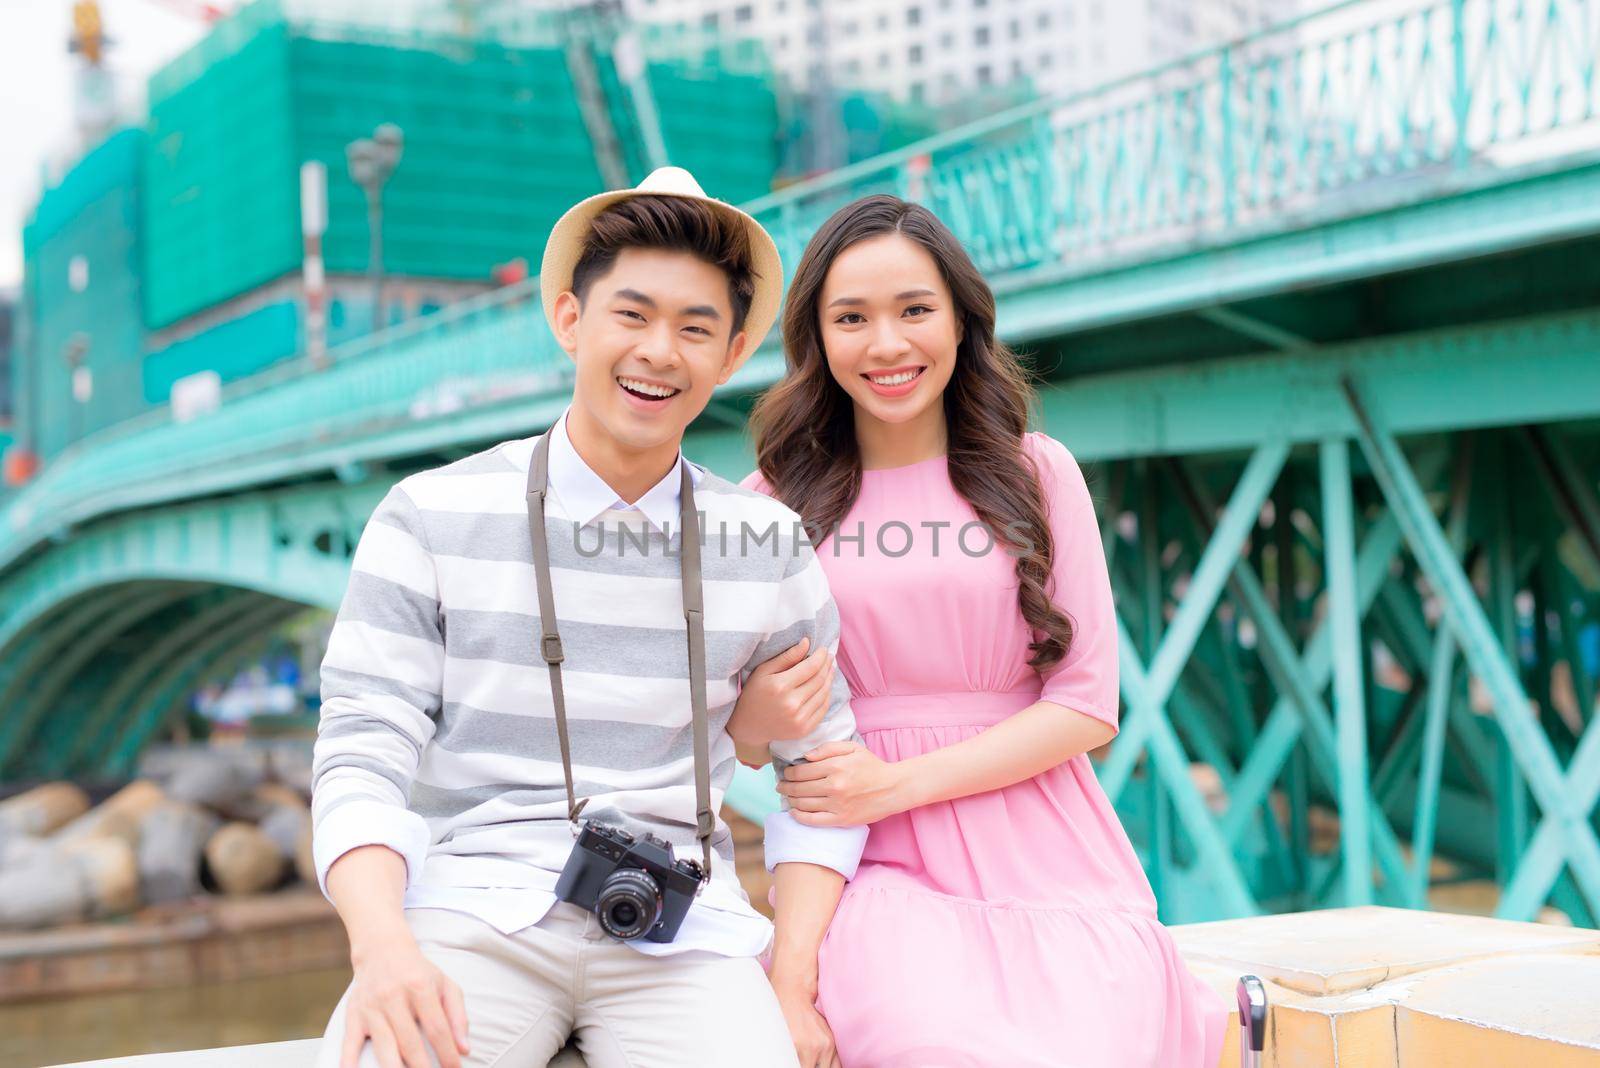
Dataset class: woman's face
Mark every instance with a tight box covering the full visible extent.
[816,232,962,430]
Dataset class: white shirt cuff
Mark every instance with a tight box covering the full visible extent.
[762,809,868,879]
[313,799,432,902]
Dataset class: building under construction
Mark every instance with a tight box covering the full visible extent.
[11,0,785,468]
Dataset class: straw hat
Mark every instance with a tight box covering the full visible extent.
[540,166,783,372]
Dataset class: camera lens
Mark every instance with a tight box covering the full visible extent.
[595,868,662,940]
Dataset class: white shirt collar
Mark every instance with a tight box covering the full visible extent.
[527,406,702,534]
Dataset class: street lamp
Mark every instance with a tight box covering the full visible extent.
[345,122,404,334]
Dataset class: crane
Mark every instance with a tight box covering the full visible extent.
[66,0,232,147]
[68,0,231,69]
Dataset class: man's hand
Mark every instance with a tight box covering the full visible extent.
[769,968,840,1068]
[327,846,468,1068]
[340,930,470,1068]
[728,636,835,750]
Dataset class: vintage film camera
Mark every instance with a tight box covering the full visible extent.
[554,821,705,942]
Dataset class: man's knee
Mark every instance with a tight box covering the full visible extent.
[576,955,798,1068]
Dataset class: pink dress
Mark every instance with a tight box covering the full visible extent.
[745,432,1228,1068]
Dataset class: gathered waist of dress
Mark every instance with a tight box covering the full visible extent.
[850,689,1042,730]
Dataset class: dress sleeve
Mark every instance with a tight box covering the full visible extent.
[1028,432,1120,733]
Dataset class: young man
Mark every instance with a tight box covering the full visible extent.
[312,167,867,1068]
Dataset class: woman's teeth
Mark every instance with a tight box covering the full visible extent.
[618,376,680,399]
[867,368,923,386]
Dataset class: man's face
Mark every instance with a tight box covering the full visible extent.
[553,247,748,456]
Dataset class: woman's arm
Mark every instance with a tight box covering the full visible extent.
[776,700,1113,826]
[767,861,847,1068]
[895,699,1114,810]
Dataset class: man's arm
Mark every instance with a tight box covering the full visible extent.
[313,485,467,1068]
[728,636,835,768]
[313,483,441,900]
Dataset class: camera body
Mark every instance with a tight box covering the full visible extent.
[554,820,704,943]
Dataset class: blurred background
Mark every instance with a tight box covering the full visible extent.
[0,0,1598,1064]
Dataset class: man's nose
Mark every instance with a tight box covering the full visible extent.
[635,323,679,365]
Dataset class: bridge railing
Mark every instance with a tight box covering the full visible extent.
[3,0,1597,575]
[745,0,1600,283]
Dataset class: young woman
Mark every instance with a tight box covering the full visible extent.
[729,195,1228,1067]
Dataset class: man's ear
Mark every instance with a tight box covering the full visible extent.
[553,290,582,355]
[717,330,749,385]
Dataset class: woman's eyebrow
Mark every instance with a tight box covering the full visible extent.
[826,289,937,309]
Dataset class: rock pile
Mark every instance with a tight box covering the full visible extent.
[0,748,316,929]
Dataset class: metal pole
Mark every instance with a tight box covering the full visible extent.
[300,161,329,367]
[346,124,403,336]
[368,187,384,333]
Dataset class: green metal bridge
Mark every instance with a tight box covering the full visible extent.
[4,0,1599,927]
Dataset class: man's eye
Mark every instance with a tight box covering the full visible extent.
[617,309,645,321]
[684,325,711,336]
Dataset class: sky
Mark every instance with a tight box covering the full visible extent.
[0,0,208,291]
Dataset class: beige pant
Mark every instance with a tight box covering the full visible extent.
[316,903,800,1068]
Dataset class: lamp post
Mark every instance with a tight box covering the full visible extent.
[345,123,404,334]
[63,332,90,448]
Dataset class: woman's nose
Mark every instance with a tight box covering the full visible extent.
[868,322,912,357]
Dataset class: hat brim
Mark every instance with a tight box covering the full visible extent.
[539,186,783,375]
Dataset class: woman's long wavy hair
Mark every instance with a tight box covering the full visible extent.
[749,195,1074,671]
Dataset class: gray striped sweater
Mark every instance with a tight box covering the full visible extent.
[310,425,866,949]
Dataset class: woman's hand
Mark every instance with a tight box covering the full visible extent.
[728,637,836,752]
[769,967,840,1068]
[341,930,470,1068]
[777,740,913,827]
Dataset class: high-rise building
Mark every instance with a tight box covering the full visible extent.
[619,0,1301,106]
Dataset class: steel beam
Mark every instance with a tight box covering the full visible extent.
[1320,438,1374,905]
[1344,379,1600,919]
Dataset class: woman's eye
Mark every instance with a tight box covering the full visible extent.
[904,305,932,317]
[836,312,865,325]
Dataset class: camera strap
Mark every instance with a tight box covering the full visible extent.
[525,428,715,882]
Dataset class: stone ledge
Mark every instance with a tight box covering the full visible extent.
[47,907,1600,1067]
[1174,907,1600,1067]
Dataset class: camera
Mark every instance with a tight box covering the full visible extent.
[553,821,704,942]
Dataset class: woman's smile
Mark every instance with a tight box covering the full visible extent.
[861,365,928,398]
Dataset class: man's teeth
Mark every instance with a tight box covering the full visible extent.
[868,369,922,386]
[618,377,680,398]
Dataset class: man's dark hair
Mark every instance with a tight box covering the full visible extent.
[570,195,756,337]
